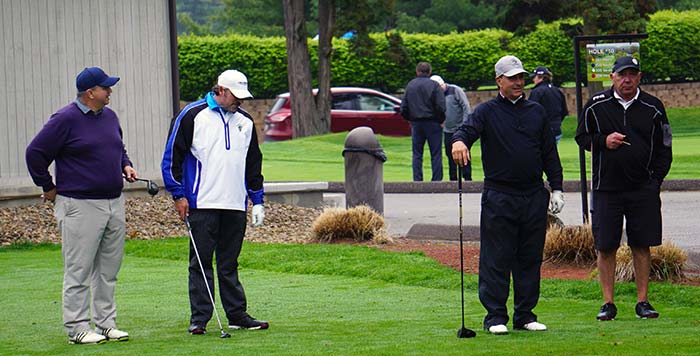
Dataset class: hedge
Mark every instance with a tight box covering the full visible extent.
[178,10,700,101]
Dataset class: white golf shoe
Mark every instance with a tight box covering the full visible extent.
[68,330,107,345]
[518,321,547,331]
[99,327,130,341]
[487,324,509,335]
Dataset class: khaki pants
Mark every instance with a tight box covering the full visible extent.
[54,195,125,336]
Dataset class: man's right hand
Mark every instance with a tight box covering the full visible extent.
[41,188,57,203]
[451,140,471,167]
[175,197,189,221]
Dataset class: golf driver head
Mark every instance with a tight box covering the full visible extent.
[220,332,231,338]
[457,327,476,338]
[145,180,159,196]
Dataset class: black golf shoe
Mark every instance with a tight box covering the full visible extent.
[635,301,659,319]
[596,302,617,321]
[188,324,206,335]
[229,314,269,330]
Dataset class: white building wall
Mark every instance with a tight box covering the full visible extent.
[0,0,173,196]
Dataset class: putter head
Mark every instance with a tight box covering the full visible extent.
[146,180,159,196]
[457,327,476,338]
[220,332,231,338]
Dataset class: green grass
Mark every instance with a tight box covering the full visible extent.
[2,240,700,355]
[261,107,700,182]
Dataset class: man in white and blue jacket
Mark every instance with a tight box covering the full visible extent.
[161,69,268,334]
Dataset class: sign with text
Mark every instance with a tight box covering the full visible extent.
[586,43,640,82]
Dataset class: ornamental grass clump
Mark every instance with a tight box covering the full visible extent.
[615,242,688,282]
[311,205,391,244]
[544,223,597,266]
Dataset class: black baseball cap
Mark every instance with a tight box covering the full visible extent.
[612,56,640,73]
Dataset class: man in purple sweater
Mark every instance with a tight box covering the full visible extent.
[26,67,136,345]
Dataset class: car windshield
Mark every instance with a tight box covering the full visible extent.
[268,97,288,114]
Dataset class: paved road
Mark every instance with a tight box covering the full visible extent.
[327,191,700,262]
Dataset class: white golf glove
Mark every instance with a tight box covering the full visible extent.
[251,204,265,226]
[549,190,564,214]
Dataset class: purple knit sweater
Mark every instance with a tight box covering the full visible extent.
[26,102,132,199]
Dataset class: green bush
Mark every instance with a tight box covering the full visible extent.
[177,10,700,100]
[511,19,579,86]
[644,10,700,82]
[178,35,288,100]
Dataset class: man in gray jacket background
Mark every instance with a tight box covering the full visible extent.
[431,75,472,180]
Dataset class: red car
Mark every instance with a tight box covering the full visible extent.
[264,87,410,141]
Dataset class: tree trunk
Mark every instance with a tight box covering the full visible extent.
[315,0,335,134]
[283,0,319,138]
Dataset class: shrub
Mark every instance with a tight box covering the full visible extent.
[544,223,597,266]
[615,242,688,282]
[311,205,390,243]
[644,10,700,82]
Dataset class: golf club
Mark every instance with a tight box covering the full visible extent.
[457,169,477,339]
[123,176,159,196]
[184,217,232,339]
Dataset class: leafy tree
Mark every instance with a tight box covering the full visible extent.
[210,0,285,36]
[657,0,700,10]
[282,0,334,138]
[176,0,220,35]
[177,12,213,36]
[575,0,657,34]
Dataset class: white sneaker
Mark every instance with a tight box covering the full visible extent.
[99,327,130,341]
[520,321,547,331]
[487,324,509,335]
[68,331,107,345]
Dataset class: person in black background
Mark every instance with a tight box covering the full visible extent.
[529,66,568,145]
[400,61,446,181]
[575,56,672,322]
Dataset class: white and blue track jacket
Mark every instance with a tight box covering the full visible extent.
[161,92,264,210]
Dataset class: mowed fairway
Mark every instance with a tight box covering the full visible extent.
[1,241,699,356]
[260,107,700,182]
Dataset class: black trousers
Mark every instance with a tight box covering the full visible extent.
[478,188,548,328]
[188,209,248,326]
[443,132,472,181]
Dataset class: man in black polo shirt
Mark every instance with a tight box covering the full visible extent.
[451,55,564,335]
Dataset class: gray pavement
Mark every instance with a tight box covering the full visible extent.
[325,191,700,264]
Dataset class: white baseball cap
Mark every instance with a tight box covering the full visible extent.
[218,70,253,99]
[430,75,445,85]
[495,55,528,78]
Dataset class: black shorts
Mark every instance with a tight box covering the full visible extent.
[591,181,662,251]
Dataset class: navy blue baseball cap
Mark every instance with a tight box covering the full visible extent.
[76,67,120,92]
[612,56,640,73]
[529,66,552,78]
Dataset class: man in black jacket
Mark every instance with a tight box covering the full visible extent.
[400,62,446,181]
[451,55,564,335]
[529,66,568,145]
[575,56,672,321]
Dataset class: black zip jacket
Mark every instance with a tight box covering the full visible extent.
[452,94,563,194]
[400,75,446,123]
[575,87,672,191]
[529,81,568,136]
